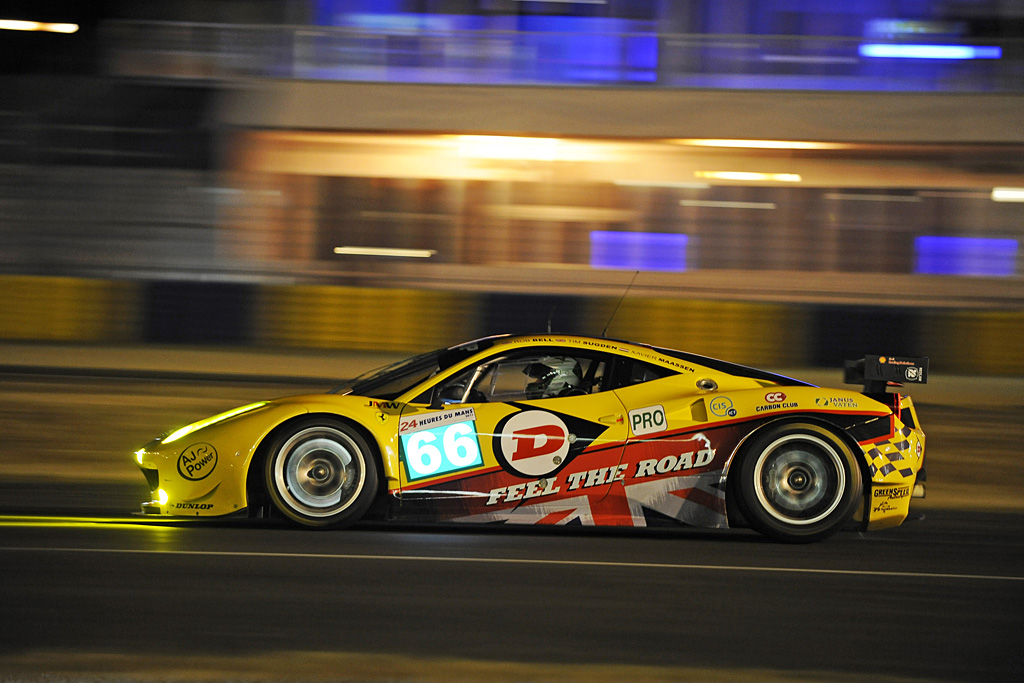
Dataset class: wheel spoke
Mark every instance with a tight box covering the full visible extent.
[752,433,846,526]
[272,426,367,519]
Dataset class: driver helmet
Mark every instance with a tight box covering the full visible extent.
[524,357,581,399]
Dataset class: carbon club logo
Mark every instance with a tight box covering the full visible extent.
[756,393,799,413]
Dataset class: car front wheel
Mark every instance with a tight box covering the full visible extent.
[735,422,862,543]
[264,418,378,528]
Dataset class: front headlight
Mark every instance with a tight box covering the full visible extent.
[161,402,267,444]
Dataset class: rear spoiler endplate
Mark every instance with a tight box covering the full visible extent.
[844,355,929,393]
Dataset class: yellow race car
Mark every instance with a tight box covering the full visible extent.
[134,335,927,543]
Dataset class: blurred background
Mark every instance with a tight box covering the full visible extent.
[1,0,1022,373]
[3,7,1022,678]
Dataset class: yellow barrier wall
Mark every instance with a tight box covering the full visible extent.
[0,275,139,342]
[256,285,480,353]
[2,274,1021,375]
[922,310,1024,375]
[586,298,809,368]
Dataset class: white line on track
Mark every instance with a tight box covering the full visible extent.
[2,546,1022,582]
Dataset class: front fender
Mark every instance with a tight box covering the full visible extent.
[135,402,311,517]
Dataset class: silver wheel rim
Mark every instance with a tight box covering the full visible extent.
[753,433,846,526]
[273,426,365,518]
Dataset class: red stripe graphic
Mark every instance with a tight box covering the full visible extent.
[537,509,577,525]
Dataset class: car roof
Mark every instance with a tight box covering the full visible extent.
[481,334,814,387]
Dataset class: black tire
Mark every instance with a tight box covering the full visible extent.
[263,418,379,528]
[735,422,862,543]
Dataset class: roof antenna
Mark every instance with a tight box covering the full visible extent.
[601,270,639,338]
[546,304,556,334]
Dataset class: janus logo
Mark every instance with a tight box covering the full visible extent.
[499,411,572,478]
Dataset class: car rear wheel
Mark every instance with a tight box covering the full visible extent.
[264,418,378,528]
[735,422,862,543]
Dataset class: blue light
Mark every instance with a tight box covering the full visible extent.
[915,236,1018,276]
[590,231,688,272]
[859,44,1002,60]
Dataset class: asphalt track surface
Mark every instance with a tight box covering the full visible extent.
[1,347,1022,681]
[1,500,1022,682]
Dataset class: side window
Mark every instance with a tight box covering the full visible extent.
[609,359,676,389]
[435,352,608,404]
[493,357,587,401]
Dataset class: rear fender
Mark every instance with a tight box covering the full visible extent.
[722,414,876,529]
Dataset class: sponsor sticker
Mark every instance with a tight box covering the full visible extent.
[366,400,402,411]
[755,402,798,413]
[873,500,898,514]
[708,396,737,418]
[873,485,911,500]
[177,443,217,481]
[399,407,476,434]
[401,414,483,482]
[629,405,666,436]
[756,394,799,413]
[498,411,572,478]
[815,397,858,408]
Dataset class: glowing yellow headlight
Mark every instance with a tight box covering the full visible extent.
[135,449,146,465]
[158,489,169,505]
[161,402,267,444]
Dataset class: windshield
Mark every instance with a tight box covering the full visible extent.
[329,337,499,400]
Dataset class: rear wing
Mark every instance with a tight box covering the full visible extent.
[844,355,929,393]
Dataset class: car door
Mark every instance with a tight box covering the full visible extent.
[395,348,629,524]
[610,364,729,528]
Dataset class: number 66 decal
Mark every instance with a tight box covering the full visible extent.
[400,416,484,481]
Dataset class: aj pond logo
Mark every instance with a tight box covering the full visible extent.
[177,443,218,481]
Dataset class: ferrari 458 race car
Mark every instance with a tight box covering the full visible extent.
[135,335,928,543]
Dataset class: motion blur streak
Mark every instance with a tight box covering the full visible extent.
[992,187,1024,202]
[0,517,187,529]
[858,43,1002,59]
[3,543,1023,582]
[694,171,802,182]
[671,140,852,150]
[0,20,78,33]
[333,247,437,258]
